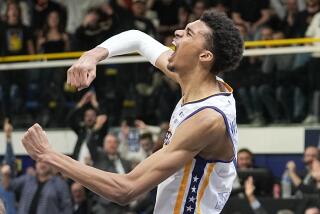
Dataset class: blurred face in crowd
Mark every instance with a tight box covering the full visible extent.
[307,0,320,13]
[193,1,206,19]
[286,0,297,13]
[103,134,118,156]
[84,109,97,128]
[37,0,49,7]
[47,11,60,28]
[260,27,273,40]
[6,3,20,24]
[71,183,86,204]
[311,159,320,181]
[132,1,146,17]
[237,150,253,169]
[304,146,319,166]
[36,161,52,177]
[140,137,153,153]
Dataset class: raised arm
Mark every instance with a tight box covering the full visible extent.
[21,109,224,205]
[67,30,180,89]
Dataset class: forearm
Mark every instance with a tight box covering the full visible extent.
[288,171,302,187]
[43,150,133,205]
[5,139,16,173]
[253,11,270,28]
[97,30,169,66]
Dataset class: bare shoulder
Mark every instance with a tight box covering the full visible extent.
[155,50,181,84]
[169,108,226,152]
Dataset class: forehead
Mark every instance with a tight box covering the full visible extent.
[187,20,211,35]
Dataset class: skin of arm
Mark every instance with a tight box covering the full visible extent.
[67,34,179,89]
[252,9,270,30]
[287,161,302,187]
[22,109,223,205]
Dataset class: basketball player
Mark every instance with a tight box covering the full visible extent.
[22,11,243,213]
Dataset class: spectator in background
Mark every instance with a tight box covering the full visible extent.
[73,7,118,51]
[177,5,190,29]
[303,10,320,124]
[34,10,70,127]
[150,0,180,35]
[244,176,268,214]
[67,91,108,162]
[286,146,320,196]
[232,0,271,39]
[1,119,72,214]
[132,0,156,38]
[0,0,30,26]
[0,2,34,56]
[237,148,254,169]
[294,0,320,37]
[37,10,69,53]
[87,133,131,214]
[55,0,105,34]
[270,0,305,20]
[224,23,265,124]
[279,0,300,37]
[256,25,281,124]
[31,0,66,34]
[262,31,305,122]
[5,161,72,214]
[71,182,89,214]
[233,148,274,197]
[0,119,16,214]
[119,132,154,163]
[0,1,34,121]
[189,0,206,22]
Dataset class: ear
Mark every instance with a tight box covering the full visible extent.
[199,50,214,63]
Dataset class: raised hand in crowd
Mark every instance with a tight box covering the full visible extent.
[93,114,108,131]
[4,119,13,139]
[135,120,147,130]
[286,160,302,187]
[244,176,256,202]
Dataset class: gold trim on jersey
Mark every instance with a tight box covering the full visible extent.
[196,163,216,214]
[173,160,193,214]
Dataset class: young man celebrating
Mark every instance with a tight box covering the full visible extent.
[22,11,243,213]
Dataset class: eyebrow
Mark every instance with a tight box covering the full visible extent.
[186,26,195,36]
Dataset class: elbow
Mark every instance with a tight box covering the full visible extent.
[112,176,136,206]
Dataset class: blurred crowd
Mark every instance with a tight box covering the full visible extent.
[0,0,319,128]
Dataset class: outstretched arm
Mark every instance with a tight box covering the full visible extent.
[22,109,224,205]
[67,30,179,89]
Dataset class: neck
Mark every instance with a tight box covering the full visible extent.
[8,19,18,25]
[38,174,51,182]
[179,68,221,104]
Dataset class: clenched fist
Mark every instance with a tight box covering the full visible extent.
[67,48,108,89]
[21,124,52,161]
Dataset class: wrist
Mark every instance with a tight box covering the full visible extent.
[85,47,108,63]
[40,148,56,164]
[247,194,255,202]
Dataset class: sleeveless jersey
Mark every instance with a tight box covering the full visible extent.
[153,78,238,214]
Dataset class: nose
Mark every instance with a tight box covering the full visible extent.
[174,29,184,38]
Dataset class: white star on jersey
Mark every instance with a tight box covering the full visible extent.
[191,186,196,193]
[186,205,194,212]
[193,175,199,182]
[189,196,196,203]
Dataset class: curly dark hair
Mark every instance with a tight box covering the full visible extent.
[200,11,243,75]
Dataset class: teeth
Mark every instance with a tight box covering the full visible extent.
[172,41,177,51]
